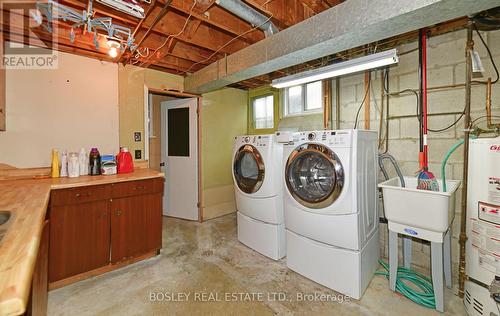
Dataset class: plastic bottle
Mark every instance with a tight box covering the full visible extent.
[67,152,80,178]
[88,148,101,176]
[116,147,134,174]
[51,149,60,178]
[78,148,87,176]
[60,150,68,177]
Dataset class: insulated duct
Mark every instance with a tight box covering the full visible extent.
[215,0,278,37]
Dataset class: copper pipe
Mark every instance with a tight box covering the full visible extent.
[486,77,493,128]
[336,79,340,129]
[323,79,332,129]
[458,20,473,299]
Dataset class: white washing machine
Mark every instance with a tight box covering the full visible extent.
[282,129,379,299]
[464,136,500,316]
[232,134,285,260]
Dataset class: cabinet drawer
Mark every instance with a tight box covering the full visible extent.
[51,185,112,206]
[111,178,163,198]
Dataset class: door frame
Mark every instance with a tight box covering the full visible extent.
[146,88,204,222]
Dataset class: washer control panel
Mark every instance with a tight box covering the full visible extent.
[291,130,351,146]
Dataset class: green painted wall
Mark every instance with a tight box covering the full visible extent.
[201,87,248,219]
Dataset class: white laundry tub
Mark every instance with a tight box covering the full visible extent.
[378,177,461,236]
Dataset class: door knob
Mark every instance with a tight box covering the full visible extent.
[115,210,122,216]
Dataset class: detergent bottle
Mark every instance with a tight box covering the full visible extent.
[51,149,60,178]
[117,147,134,174]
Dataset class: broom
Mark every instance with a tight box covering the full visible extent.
[417,28,439,191]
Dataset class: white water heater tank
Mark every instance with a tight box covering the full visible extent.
[464,136,500,316]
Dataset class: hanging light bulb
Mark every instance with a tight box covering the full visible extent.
[107,40,120,58]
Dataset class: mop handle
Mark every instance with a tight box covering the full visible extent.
[421,29,429,170]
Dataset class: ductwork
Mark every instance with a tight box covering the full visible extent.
[215,0,278,37]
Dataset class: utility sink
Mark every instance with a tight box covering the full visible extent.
[0,211,12,243]
[379,177,461,237]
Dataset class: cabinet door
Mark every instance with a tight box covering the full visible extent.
[111,193,162,263]
[27,220,49,316]
[49,201,110,282]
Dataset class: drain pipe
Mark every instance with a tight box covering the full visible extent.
[215,0,278,36]
[458,20,473,298]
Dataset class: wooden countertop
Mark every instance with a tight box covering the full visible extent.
[0,169,164,316]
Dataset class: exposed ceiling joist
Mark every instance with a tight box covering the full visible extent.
[184,0,500,94]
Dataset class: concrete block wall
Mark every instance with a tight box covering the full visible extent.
[332,28,500,285]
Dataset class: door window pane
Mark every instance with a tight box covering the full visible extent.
[286,85,303,115]
[253,95,274,129]
[306,81,322,110]
[168,108,189,157]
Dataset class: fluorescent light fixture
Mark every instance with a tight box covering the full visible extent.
[271,49,399,88]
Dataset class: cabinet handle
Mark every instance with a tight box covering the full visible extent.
[134,186,145,190]
[115,210,122,216]
[75,192,91,197]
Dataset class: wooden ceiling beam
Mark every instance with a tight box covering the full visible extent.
[161,0,263,42]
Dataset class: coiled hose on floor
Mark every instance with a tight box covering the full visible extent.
[375,260,436,309]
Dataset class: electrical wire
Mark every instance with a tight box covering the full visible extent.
[181,14,274,74]
[138,0,198,68]
[353,72,371,129]
[387,86,465,133]
[469,114,500,127]
[473,23,499,84]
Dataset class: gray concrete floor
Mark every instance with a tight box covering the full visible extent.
[48,214,467,316]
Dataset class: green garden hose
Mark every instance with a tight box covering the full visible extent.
[441,136,476,192]
[375,260,436,309]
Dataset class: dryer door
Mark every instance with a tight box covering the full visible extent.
[285,143,344,209]
[233,145,265,194]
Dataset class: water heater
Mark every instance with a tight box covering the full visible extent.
[464,136,500,316]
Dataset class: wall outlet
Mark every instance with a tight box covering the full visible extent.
[134,132,141,142]
[134,150,141,159]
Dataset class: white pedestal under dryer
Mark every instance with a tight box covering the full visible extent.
[232,134,285,260]
[282,129,379,299]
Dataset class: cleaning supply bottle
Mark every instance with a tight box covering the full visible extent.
[51,149,60,178]
[117,147,134,174]
[67,152,80,178]
[60,150,68,177]
[88,148,101,176]
[78,148,88,176]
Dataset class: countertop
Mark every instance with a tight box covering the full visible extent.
[0,169,164,316]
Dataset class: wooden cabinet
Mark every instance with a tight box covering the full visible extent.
[111,194,162,262]
[48,178,163,286]
[26,220,49,316]
[49,201,110,282]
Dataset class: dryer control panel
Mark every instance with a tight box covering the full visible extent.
[291,130,352,147]
[235,135,272,147]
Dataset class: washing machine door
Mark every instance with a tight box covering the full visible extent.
[285,143,344,209]
[233,145,265,194]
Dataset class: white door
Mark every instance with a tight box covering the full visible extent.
[161,98,198,220]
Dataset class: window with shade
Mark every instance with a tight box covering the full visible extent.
[252,95,274,129]
[284,81,323,116]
